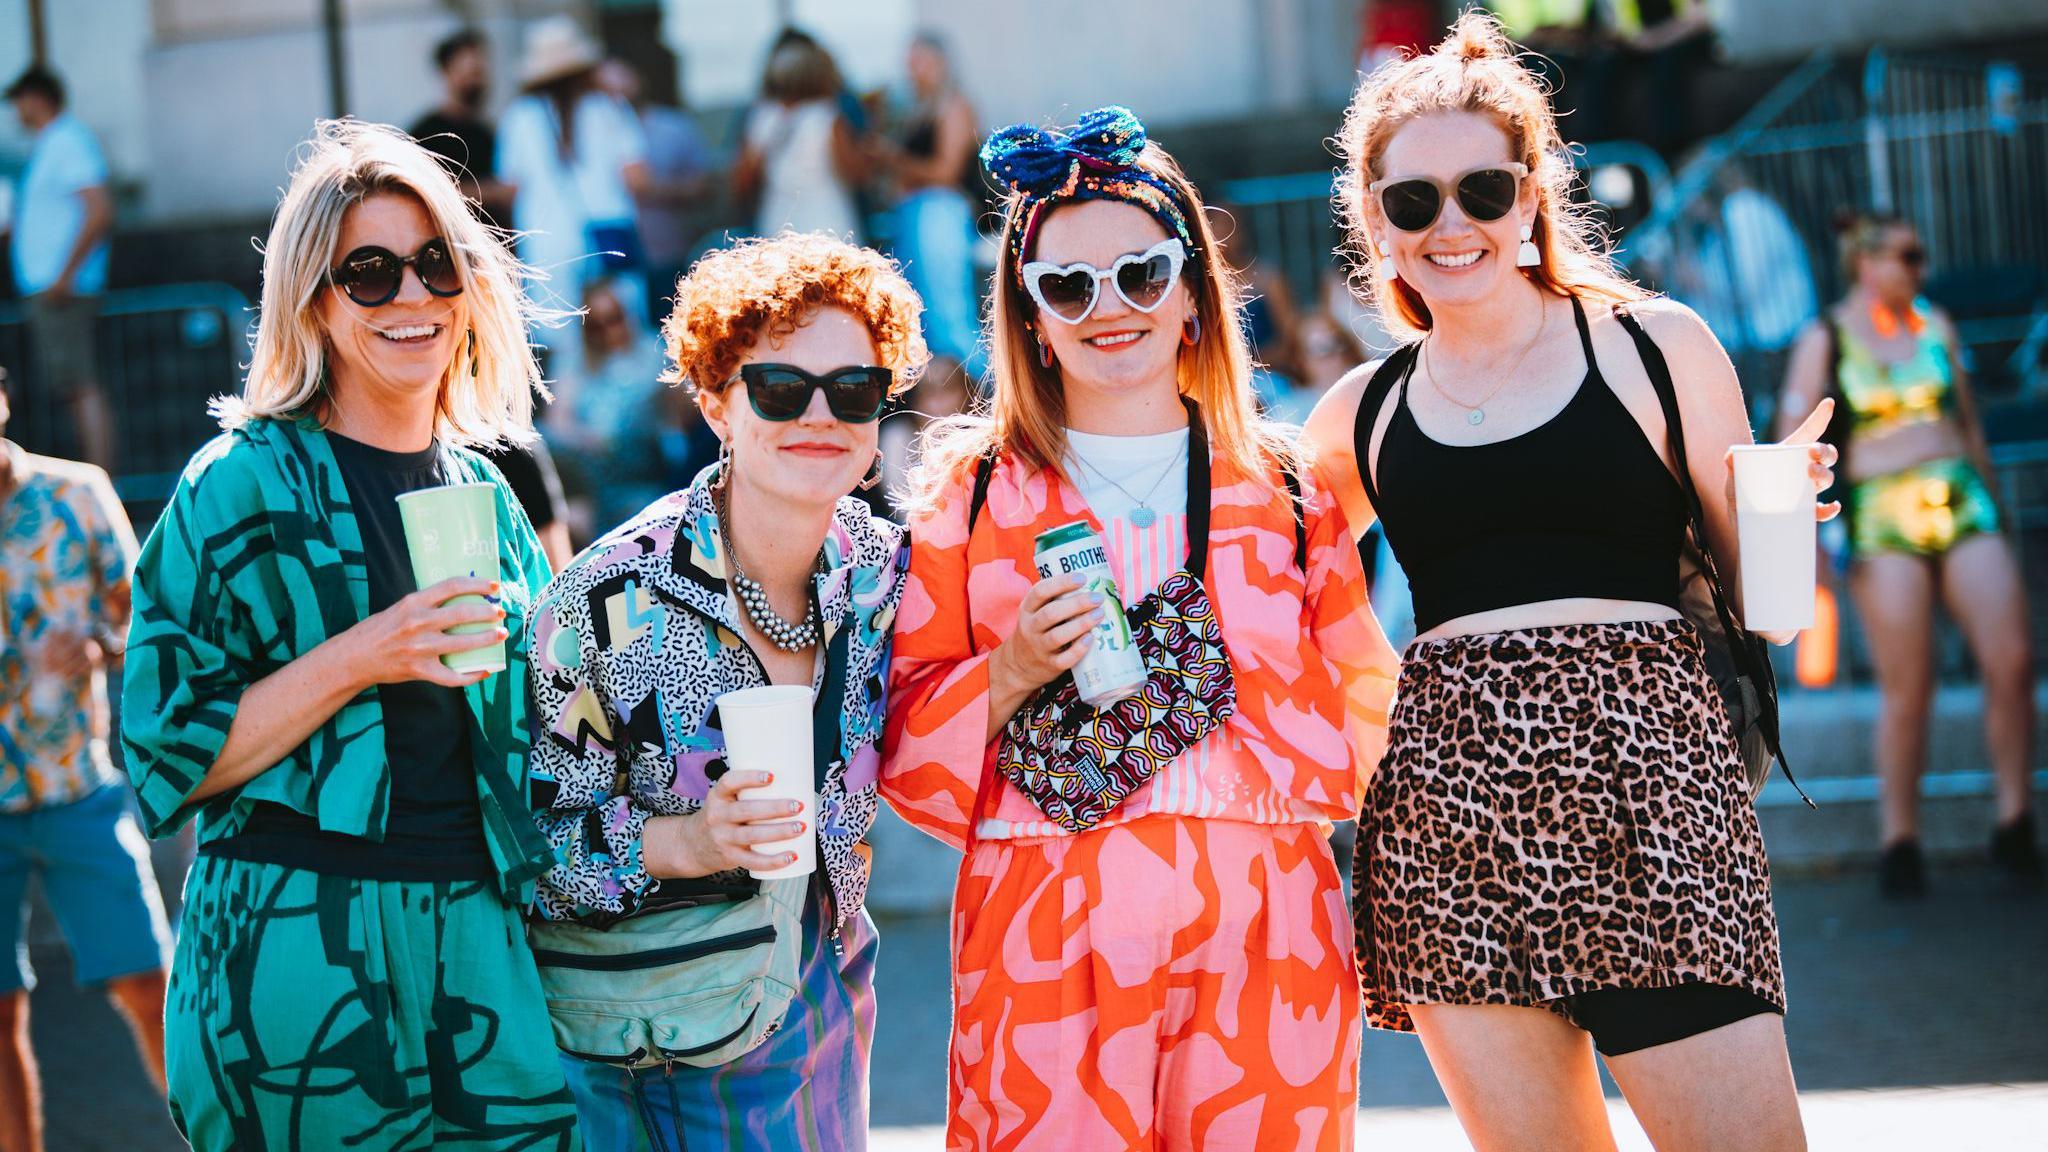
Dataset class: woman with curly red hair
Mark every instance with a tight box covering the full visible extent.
[522,231,925,1149]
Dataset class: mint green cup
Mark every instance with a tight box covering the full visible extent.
[395,482,504,673]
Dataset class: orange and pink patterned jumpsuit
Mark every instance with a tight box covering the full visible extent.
[883,448,1398,1151]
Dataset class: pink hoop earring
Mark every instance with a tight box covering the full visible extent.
[1182,311,1201,347]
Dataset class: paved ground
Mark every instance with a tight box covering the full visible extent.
[25,859,2048,1149]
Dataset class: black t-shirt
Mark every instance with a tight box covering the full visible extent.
[205,433,494,881]
[411,111,500,230]
[478,439,566,532]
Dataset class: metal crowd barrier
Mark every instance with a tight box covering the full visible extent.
[1622,49,2048,418]
[0,282,253,528]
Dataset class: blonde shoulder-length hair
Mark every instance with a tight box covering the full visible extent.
[216,118,551,445]
[1335,11,1648,340]
[903,141,1296,517]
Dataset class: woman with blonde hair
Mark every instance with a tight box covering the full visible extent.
[1303,14,1835,1150]
[883,106,1398,1150]
[121,119,576,1149]
[1778,212,2037,897]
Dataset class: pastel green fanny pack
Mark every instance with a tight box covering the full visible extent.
[529,875,806,1070]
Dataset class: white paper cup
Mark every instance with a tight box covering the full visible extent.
[716,685,817,880]
[1731,444,1817,632]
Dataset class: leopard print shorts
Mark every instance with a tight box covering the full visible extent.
[1353,619,1786,1033]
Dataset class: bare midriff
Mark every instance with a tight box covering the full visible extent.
[1415,596,1685,644]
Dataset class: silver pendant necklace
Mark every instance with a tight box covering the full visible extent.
[1070,437,1187,529]
[1423,297,1550,427]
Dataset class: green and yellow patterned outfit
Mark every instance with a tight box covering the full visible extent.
[121,416,578,1151]
[1834,307,2001,558]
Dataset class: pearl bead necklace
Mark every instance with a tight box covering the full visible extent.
[719,486,823,653]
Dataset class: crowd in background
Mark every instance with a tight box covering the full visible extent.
[388,16,1391,550]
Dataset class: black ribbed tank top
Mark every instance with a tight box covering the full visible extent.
[1358,296,1687,636]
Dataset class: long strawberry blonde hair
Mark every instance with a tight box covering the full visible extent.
[1335,11,1647,340]
[902,141,1295,516]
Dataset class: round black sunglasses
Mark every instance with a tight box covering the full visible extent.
[329,239,464,307]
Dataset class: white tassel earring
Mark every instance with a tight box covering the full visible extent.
[1378,238,1400,282]
[1516,225,1541,268]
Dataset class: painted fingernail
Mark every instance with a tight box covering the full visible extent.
[798,821,808,834]
[765,773,775,784]
[786,853,799,865]
[789,801,802,814]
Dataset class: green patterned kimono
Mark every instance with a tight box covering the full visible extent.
[122,416,577,1150]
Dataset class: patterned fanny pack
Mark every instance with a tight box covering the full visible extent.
[997,569,1237,832]
[964,398,1310,836]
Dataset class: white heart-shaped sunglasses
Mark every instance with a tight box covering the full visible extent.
[1021,237,1188,325]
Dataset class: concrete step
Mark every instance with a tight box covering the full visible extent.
[1760,682,2048,870]
[1771,682,2048,780]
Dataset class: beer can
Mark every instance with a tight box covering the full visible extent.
[1033,521,1148,708]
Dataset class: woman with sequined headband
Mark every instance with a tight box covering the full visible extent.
[1305,14,1834,1150]
[882,105,1399,1149]
[1776,213,2037,898]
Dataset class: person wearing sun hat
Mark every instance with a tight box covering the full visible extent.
[498,14,650,383]
[881,105,1398,1150]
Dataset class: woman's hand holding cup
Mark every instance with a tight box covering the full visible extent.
[1726,399,1842,644]
[645,771,808,879]
[342,576,506,689]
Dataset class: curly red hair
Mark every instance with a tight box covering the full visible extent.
[660,233,929,397]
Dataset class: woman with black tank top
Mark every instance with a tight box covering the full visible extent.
[121,123,577,1148]
[1303,16,1837,1152]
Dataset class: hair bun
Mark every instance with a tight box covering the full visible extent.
[1441,10,1515,63]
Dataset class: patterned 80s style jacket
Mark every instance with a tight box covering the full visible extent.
[121,416,558,899]
[524,467,908,928]
[884,445,1399,850]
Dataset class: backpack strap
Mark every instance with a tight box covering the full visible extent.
[1351,344,1422,513]
[1818,314,1855,516]
[1611,304,1802,800]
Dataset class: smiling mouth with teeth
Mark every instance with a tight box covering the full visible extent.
[376,324,444,343]
[1427,252,1484,269]
[1085,331,1145,349]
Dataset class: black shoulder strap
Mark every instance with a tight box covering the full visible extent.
[1818,315,1853,489]
[1352,345,1420,513]
[1611,304,1795,776]
[1279,459,1307,573]
[811,619,854,792]
[966,451,997,535]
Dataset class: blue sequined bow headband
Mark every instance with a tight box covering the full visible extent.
[979,106,1196,289]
